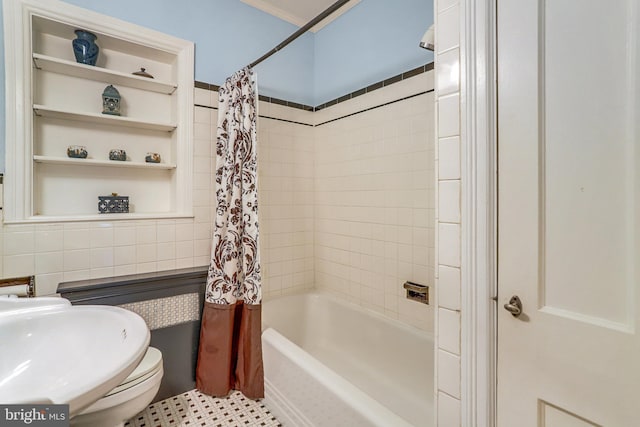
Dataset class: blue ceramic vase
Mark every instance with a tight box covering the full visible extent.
[72,30,99,66]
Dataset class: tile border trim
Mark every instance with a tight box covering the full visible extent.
[314,89,434,127]
[195,61,434,112]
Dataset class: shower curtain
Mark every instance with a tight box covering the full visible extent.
[196,67,264,399]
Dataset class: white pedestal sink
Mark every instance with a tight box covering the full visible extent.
[0,297,150,416]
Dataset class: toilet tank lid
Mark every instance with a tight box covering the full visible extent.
[122,346,162,384]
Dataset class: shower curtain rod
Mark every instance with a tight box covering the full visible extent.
[248,0,352,69]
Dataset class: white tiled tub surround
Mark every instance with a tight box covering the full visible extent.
[0,86,314,298]
[434,0,463,424]
[314,71,436,331]
[256,104,316,300]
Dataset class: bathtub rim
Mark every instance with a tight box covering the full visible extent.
[262,289,434,341]
[262,326,416,427]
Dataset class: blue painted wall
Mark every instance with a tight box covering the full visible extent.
[0,0,433,172]
[60,0,316,104]
[314,0,434,104]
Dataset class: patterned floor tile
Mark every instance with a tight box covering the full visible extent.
[124,389,281,427]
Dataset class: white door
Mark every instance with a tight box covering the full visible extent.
[497,0,640,425]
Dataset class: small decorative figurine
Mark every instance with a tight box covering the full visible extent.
[102,85,121,116]
[109,149,126,161]
[72,29,99,66]
[98,193,129,214]
[145,152,161,163]
[132,68,154,79]
[67,145,88,159]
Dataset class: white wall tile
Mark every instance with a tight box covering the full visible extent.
[90,267,114,279]
[64,229,91,250]
[63,250,90,272]
[4,254,34,277]
[438,180,460,223]
[115,245,136,266]
[63,269,90,282]
[437,392,461,427]
[36,272,63,296]
[136,262,157,274]
[4,231,35,255]
[35,230,63,253]
[157,223,176,243]
[437,4,460,53]
[137,244,157,264]
[438,265,461,310]
[194,88,212,107]
[35,252,63,274]
[438,137,460,180]
[114,227,136,246]
[438,94,460,138]
[175,223,194,241]
[176,241,194,258]
[136,225,157,245]
[436,49,460,96]
[90,226,114,248]
[157,242,176,261]
[438,349,461,398]
[115,264,136,276]
[438,308,461,355]
[438,223,460,267]
[437,0,459,13]
[90,248,114,269]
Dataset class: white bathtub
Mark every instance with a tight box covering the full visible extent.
[262,292,433,427]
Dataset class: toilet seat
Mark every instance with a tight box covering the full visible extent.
[73,346,164,426]
[105,346,162,397]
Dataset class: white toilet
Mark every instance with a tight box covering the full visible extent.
[72,346,164,427]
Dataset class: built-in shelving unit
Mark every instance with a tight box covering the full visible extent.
[3,0,194,222]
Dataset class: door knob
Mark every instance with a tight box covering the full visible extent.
[504,295,523,317]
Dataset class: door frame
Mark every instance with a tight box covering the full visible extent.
[457,0,498,425]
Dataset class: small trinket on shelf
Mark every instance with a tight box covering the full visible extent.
[102,85,121,115]
[67,145,88,159]
[132,68,154,79]
[145,152,161,163]
[98,193,129,214]
[109,149,126,161]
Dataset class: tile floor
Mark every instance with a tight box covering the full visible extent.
[124,389,281,427]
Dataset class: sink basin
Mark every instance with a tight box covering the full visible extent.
[0,297,150,416]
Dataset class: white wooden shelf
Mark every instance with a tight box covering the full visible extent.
[34,155,177,169]
[33,104,177,132]
[33,53,177,94]
[16,212,194,224]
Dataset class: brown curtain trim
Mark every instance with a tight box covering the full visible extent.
[196,301,264,399]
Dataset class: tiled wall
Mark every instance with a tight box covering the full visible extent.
[0,87,315,298]
[256,106,316,299]
[0,94,217,295]
[434,0,463,424]
[313,72,436,331]
[195,89,316,299]
[1,73,434,332]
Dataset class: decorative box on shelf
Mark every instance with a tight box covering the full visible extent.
[98,193,129,213]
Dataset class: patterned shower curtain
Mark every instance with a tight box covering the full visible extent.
[196,67,264,399]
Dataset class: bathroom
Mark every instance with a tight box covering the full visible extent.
[1,0,638,426]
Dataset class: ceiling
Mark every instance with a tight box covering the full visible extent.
[239,0,360,32]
